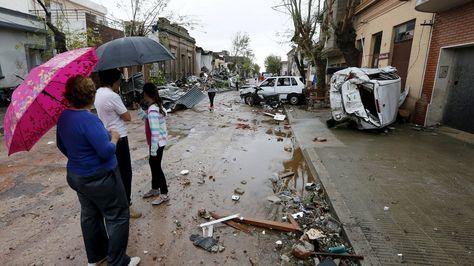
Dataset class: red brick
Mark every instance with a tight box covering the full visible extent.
[415,1,474,124]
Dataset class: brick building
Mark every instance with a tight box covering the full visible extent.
[414,0,474,133]
[155,18,196,81]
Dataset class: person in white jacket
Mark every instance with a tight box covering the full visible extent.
[138,83,169,206]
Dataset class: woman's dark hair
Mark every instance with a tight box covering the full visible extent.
[143,83,166,116]
[98,68,121,87]
[64,75,96,108]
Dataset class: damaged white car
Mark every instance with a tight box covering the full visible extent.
[328,67,408,130]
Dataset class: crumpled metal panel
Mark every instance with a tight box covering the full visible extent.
[175,86,206,108]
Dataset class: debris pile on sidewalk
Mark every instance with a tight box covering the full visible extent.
[189,170,362,265]
[265,170,362,265]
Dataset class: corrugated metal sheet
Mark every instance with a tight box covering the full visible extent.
[175,86,206,108]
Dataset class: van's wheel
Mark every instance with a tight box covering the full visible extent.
[245,95,254,106]
[288,94,300,105]
[326,118,337,128]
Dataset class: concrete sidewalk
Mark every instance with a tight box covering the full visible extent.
[287,107,474,265]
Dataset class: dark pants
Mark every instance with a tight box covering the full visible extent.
[116,137,132,204]
[149,146,168,194]
[67,169,130,266]
[208,92,216,107]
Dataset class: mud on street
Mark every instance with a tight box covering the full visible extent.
[0,91,318,265]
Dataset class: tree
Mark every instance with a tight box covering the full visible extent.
[230,32,255,77]
[282,0,326,93]
[231,32,253,58]
[119,0,169,36]
[119,0,198,37]
[264,55,282,75]
[326,0,360,67]
[253,63,261,75]
[36,0,67,53]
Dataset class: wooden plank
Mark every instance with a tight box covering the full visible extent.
[287,214,301,230]
[210,212,253,235]
[232,216,300,232]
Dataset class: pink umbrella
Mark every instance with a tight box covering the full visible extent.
[3,47,98,155]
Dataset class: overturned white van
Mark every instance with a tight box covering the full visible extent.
[329,67,408,130]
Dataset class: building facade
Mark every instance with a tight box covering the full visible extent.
[29,0,123,47]
[414,0,474,133]
[195,47,213,74]
[156,18,196,80]
[0,4,47,98]
[322,0,353,68]
[353,0,433,115]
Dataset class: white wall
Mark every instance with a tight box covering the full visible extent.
[0,0,30,13]
[0,29,46,89]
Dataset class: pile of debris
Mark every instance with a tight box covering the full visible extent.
[266,171,362,265]
[191,171,362,265]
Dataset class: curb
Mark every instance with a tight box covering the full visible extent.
[285,107,380,266]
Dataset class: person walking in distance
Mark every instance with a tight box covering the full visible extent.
[138,83,170,205]
[206,76,217,111]
[57,75,140,266]
[94,68,142,218]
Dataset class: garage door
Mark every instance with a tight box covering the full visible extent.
[443,47,474,133]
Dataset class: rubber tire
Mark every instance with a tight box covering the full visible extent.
[245,95,254,106]
[288,94,300,105]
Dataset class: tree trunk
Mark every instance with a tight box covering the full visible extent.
[294,54,306,82]
[335,24,359,67]
[36,0,67,53]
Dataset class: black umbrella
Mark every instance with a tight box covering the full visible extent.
[94,36,175,71]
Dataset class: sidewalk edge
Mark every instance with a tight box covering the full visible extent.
[286,108,380,266]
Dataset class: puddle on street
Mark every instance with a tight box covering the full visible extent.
[281,148,314,196]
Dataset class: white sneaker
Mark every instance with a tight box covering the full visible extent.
[128,256,141,266]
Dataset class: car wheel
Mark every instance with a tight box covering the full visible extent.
[288,94,300,105]
[245,95,254,106]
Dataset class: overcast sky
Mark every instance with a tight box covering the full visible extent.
[96,0,293,71]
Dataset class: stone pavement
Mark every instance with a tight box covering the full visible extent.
[287,107,474,265]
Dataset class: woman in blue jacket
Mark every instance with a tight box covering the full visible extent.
[56,76,140,266]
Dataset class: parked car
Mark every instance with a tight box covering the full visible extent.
[328,66,408,130]
[239,76,305,105]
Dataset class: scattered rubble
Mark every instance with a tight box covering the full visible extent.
[231,195,240,201]
[234,188,245,195]
[313,137,327,142]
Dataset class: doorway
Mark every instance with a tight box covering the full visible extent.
[391,20,415,91]
[442,46,474,133]
[371,32,382,68]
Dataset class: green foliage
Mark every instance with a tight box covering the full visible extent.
[149,70,167,86]
[264,55,282,75]
[66,28,102,50]
[253,63,260,75]
[215,80,229,88]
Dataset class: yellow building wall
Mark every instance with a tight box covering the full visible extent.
[354,0,433,112]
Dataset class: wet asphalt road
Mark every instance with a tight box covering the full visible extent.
[0,91,313,265]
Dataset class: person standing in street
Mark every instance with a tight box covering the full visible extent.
[206,76,217,111]
[138,83,170,206]
[95,68,142,218]
[57,75,140,266]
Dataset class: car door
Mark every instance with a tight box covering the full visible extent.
[276,77,291,100]
[259,78,276,94]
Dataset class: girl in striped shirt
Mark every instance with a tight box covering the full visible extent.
[138,83,169,205]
